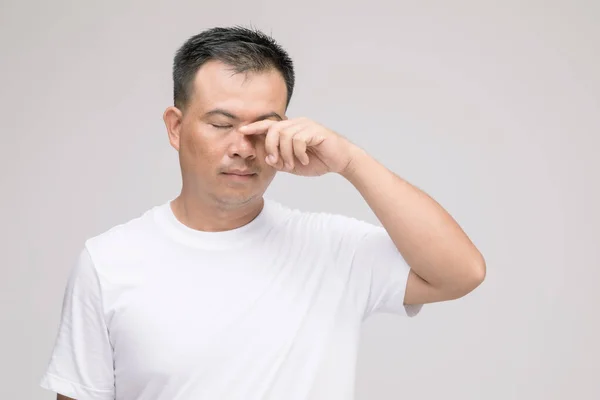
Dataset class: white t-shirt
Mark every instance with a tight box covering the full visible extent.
[40,197,422,400]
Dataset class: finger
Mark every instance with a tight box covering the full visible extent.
[264,120,298,164]
[292,127,311,165]
[239,119,278,135]
[264,126,280,166]
[279,123,312,170]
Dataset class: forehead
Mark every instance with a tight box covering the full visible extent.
[190,60,288,118]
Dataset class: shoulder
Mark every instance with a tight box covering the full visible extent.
[83,204,160,263]
[268,198,380,242]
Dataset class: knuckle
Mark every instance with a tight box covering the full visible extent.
[281,128,293,137]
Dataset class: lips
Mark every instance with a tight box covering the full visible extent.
[223,171,257,176]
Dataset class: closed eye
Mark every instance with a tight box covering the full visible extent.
[210,124,232,129]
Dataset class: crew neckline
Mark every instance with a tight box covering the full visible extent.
[153,197,282,250]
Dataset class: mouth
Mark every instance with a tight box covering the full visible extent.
[222,171,257,176]
[221,171,258,180]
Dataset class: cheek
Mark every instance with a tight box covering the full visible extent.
[252,137,268,158]
[182,128,228,169]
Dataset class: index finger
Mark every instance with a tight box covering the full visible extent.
[239,119,279,135]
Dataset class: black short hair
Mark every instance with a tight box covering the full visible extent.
[172,26,295,111]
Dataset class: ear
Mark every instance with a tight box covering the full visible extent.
[163,106,184,151]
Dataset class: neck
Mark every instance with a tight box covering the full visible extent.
[170,191,264,232]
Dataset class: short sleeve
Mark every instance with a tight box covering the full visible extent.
[347,220,423,320]
[39,247,116,400]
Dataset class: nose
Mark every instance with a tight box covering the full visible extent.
[226,129,257,160]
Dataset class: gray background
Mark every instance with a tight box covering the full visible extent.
[2,0,599,399]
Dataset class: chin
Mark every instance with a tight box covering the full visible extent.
[212,190,262,208]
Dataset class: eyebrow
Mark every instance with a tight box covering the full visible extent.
[203,109,283,122]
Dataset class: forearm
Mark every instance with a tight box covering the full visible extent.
[341,146,485,292]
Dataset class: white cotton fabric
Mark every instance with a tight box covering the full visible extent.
[40,197,421,400]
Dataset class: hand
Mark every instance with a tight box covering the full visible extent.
[239,117,358,177]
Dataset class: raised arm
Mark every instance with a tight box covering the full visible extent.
[342,147,486,304]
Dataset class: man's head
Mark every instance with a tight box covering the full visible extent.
[163,26,294,209]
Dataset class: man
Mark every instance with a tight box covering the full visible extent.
[40,26,485,400]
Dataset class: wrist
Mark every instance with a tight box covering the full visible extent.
[339,144,369,180]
